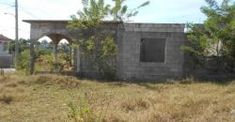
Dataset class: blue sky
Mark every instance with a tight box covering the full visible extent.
[0,0,213,39]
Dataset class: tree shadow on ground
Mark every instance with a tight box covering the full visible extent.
[76,75,235,91]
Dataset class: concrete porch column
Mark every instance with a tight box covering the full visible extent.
[48,34,63,63]
[53,42,59,62]
[29,39,36,74]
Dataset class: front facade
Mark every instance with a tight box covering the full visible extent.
[117,24,186,81]
[25,20,187,81]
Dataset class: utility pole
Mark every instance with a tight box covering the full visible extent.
[15,0,19,68]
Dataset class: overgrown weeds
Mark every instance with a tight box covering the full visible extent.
[0,73,235,121]
[0,73,80,88]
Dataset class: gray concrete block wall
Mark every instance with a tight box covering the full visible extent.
[79,25,120,78]
[117,24,187,81]
[30,22,73,40]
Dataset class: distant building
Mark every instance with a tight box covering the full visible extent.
[0,34,13,68]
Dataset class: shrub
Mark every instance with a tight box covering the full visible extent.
[36,53,54,71]
[17,49,30,72]
[36,52,71,72]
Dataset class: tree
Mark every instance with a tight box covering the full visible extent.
[68,0,150,25]
[7,38,31,71]
[68,0,150,79]
[68,0,110,29]
[68,0,116,79]
[183,0,235,72]
[9,38,30,54]
[111,0,150,21]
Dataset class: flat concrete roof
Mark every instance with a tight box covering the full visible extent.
[23,20,186,33]
[23,19,186,25]
[23,20,69,23]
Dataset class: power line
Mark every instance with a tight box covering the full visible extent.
[0,1,39,19]
[0,25,28,32]
[19,7,39,19]
[0,5,12,10]
[1,7,39,19]
[0,2,14,7]
[0,2,14,11]
[1,1,64,19]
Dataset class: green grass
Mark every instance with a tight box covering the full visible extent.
[0,74,235,122]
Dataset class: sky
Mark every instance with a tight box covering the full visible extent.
[0,0,211,39]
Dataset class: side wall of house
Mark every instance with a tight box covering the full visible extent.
[0,41,13,68]
[117,24,187,81]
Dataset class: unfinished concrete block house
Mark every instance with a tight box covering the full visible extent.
[25,20,187,81]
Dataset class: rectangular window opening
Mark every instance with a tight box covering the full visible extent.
[140,38,166,63]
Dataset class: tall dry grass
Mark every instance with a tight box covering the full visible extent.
[0,73,235,121]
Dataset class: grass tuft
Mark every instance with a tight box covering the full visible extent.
[5,82,18,88]
[30,75,80,88]
[0,94,13,104]
[121,98,150,112]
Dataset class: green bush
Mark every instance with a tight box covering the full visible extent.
[17,49,30,72]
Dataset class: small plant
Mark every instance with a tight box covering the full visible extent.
[0,67,4,76]
[67,91,111,122]
[67,94,96,122]
[67,102,81,122]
